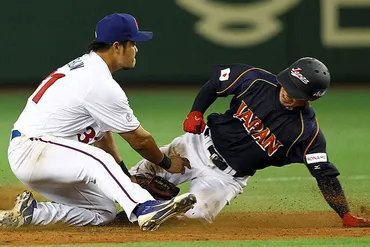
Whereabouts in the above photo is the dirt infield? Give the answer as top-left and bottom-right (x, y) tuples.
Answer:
(1, 187), (370, 245)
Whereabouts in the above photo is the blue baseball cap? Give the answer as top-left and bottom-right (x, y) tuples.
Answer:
(95, 13), (153, 43)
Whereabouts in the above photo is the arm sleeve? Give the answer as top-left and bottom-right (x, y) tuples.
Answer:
(303, 130), (350, 218)
(190, 64), (254, 113)
(190, 80), (218, 113)
(303, 130), (339, 177)
(83, 78), (140, 133)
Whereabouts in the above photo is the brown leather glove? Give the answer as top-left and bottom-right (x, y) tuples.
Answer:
(134, 175), (180, 200)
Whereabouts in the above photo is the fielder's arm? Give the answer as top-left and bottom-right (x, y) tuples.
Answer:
(94, 132), (134, 179)
(94, 132), (122, 163)
(119, 125), (190, 174)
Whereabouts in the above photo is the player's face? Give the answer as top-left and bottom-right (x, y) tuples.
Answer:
(117, 41), (138, 70)
(279, 87), (306, 108)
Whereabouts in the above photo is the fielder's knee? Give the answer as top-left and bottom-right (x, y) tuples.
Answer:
(93, 207), (117, 225)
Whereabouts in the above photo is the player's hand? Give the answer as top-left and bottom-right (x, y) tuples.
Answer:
(343, 212), (370, 227)
(166, 154), (191, 174)
(183, 111), (206, 134)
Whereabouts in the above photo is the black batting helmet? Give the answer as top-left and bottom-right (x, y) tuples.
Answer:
(277, 57), (330, 100)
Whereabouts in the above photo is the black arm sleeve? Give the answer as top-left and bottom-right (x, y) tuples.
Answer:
(315, 175), (350, 218)
(302, 129), (350, 218)
(190, 80), (218, 113)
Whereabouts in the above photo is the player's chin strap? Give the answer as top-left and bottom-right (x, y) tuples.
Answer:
(203, 128), (242, 177)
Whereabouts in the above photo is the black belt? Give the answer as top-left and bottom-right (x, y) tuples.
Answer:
(204, 128), (242, 177)
(10, 130), (22, 140)
(208, 145), (229, 170)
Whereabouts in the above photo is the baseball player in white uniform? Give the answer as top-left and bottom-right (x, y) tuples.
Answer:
(1, 13), (196, 231)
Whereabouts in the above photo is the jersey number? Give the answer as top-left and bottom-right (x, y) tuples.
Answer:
(77, 127), (96, 144)
(32, 72), (65, 103)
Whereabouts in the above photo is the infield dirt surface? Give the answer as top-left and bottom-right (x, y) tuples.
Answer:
(1, 187), (370, 245)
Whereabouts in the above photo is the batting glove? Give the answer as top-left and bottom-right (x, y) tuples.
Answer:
(183, 111), (206, 134)
(342, 212), (370, 227)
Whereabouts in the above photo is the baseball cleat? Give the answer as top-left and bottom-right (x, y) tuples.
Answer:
(0, 190), (37, 228)
(342, 212), (370, 227)
(136, 193), (196, 231)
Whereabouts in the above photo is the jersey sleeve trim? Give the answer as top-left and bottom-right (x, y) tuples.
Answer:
(303, 117), (320, 164)
(216, 67), (273, 95)
(237, 78), (277, 98)
(286, 110), (304, 157)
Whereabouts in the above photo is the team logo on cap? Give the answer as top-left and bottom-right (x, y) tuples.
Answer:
(312, 89), (327, 98)
(291, 68), (309, 84)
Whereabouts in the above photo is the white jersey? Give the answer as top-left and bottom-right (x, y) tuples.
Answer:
(9, 52), (154, 227)
(13, 52), (140, 144)
(7, 14), (191, 229)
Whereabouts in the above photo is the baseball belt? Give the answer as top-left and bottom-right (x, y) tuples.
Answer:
(203, 128), (242, 177)
(10, 130), (22, 141)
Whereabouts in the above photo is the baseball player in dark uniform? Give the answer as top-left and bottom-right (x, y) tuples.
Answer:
(130, 57), (370, 227)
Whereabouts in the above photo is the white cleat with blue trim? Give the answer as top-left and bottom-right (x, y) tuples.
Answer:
(136, 193), (196, 231)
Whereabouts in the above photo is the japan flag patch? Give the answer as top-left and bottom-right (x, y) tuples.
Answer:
(219, 68), (231, 81)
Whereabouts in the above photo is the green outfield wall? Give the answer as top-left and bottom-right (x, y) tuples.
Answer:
(1, 0), (369, 86)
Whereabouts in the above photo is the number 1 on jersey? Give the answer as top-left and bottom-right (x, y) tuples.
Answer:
(32, 72), (65, 103)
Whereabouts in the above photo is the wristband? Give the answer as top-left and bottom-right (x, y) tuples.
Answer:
(157, 154), (171, 170)
(118, 160), (131, 178)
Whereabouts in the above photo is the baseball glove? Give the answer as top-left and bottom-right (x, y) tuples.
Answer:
(133, 175), (180, 200)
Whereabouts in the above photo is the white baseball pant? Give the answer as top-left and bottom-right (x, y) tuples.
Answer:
(8, 134), (154, 226)
(130, 132), (249, 222)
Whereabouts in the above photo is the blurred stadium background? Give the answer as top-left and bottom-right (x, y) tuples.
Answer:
(0, 0), (369, 87)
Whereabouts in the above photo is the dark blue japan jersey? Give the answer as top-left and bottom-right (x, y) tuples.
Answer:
(207, 64), (334, 177)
